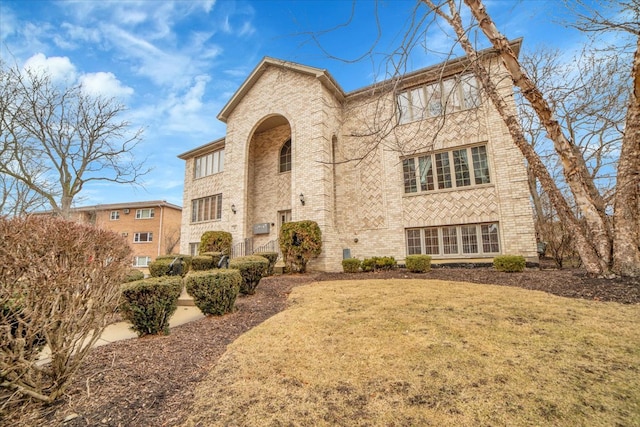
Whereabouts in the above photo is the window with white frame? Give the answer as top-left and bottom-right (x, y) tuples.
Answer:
(189, 242), (200, 256)
(402, 145), (490, 194)
(110, 210), (120, 220)
(406, 223), (500, 256)
(194, 148), (224, 179)
(397, 74), (480, 124)
(135, 208), (154, 219)
(133, 232), (153, 243)
(133, 256), (152, 267)
(191, 194), (222, 223)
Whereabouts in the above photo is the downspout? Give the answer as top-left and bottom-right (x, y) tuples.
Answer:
(158, 204), (164, 256)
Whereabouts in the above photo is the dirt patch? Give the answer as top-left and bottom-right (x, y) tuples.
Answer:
(3, 266), (639, 426)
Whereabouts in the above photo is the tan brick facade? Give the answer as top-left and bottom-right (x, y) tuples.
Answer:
(68, 201), (182, 274)
(180, 48), (537, 271)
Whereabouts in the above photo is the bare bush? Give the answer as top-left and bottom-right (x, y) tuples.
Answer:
(0, 215), (132, 405)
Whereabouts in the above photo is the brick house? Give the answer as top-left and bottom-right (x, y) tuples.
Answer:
(179, 40), (537, 272)
(66, 201), (182, 273)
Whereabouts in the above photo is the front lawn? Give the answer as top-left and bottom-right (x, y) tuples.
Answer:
(186, 279), (640, 426)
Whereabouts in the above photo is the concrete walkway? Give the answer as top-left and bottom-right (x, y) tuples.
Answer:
(37, 295), (204, 364)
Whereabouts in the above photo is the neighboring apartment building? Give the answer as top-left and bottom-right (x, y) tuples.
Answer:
(67, 201), (182, 273)
(179, 40), (537, 272)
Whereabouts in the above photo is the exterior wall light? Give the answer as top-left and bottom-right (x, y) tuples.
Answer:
(299, 193), (305, 205)
(231, 204), (237, 214)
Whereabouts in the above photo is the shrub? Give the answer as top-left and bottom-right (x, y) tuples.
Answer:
(201, 251), (225, 268)
(362, 256), (397, 272)
(405, 255), (432, 273)
(200, 231), (233, 255)
(342, 258), (361, 273)
(361, 257), (376, 272)
(229, 255), (269, 295)
(125, 269), (145, 282)
(494, 255), (526, 273)
(191, 255), (216, 271)
(279, 221), (322, 273)
(185, 270), (241, 315)
(256, 251), (279, 276)
(120, 277), (183, 337)
(0, 216), (131, 403)
(375, 256), (397, 271)
(156, 254), (193, 273)
(149, 259), (172, 277)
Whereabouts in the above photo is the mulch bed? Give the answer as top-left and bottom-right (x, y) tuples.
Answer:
(4, 266), (639, 426)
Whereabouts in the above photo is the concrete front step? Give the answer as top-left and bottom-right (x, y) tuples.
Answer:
(178, 288), (195, 306)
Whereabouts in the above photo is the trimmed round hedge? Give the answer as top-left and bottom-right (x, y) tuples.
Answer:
(185, 270), (241, 315)
(229, 255), (269, 295)
(120, 277), (183, 336)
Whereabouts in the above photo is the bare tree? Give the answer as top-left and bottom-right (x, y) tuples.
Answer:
(164, 226), (181, 254)
(407, 0), (639, 277)
(0, 61), (148, 219)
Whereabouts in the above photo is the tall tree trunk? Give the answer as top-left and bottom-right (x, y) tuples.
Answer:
(460, 0), (614, 275)
(423, 0), (608, 275)
(612, 38), (640, 277)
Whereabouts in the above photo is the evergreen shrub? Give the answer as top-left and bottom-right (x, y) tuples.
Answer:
(342, 258), (361, 273)
(405, 255), (432, 273)
(191, 255), (216, 271)
(493, 255), (526, 272)
(229, 255), (269, 294)
(120, 277), (183, 336)
(200, 231), (233, 255)
(256, 251), (278, 276)
(185, 270), (241, 315)
(279, 220), (322, 273)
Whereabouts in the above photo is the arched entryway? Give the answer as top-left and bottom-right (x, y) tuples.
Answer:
(246, 114), (292, 251)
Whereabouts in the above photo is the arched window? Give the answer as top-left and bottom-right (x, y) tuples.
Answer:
(279, 138), (291, 173)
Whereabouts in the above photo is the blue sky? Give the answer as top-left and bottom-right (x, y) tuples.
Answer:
(0, 0), (595, 208)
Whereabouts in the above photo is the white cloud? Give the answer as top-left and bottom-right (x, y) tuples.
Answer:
(80, 72), (134, 98)
(23, 53), (77, 83)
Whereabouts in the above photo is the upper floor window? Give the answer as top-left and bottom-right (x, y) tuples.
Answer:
(402, 145), (490, 194)
(194, 149), (224, 179)
(397, 74), (480, 124)
(191, 194), (222, 223)
(110, 211), (119, 220)
(279, 139), (291, 173)
(134, 232), (153, 243)
(136, 208), (154, 219)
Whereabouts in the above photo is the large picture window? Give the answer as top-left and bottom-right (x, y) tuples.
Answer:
(403, 145), (490, 194)
(397, 74), (480, 124)
(406, 223), (500, 257)
(191, 194), (222, 223)
(194, 149), (224, 179)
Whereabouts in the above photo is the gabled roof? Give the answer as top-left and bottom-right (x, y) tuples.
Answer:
(217, 57), (346, 123)
(177, 137), (225, 160)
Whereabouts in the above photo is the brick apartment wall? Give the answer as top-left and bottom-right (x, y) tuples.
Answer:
(181, 57), (537, 271)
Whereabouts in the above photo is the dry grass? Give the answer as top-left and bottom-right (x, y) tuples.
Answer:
(185, 279), (640, 426)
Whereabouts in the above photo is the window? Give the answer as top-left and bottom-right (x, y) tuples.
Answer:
(191, 194), (222, 223)
(406, 223), (500, 257)
(397, 74), (480, 124)
(133, 256), (151, 267)
(110, 211), (119, 220)
(194, 148), (224, 179)
(403, 145), (490, 194)
(279, 139), (291, 173)
(134, 232), (153, 243)
(189, 243), (200, 256)
(136, 208), (154, 219)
